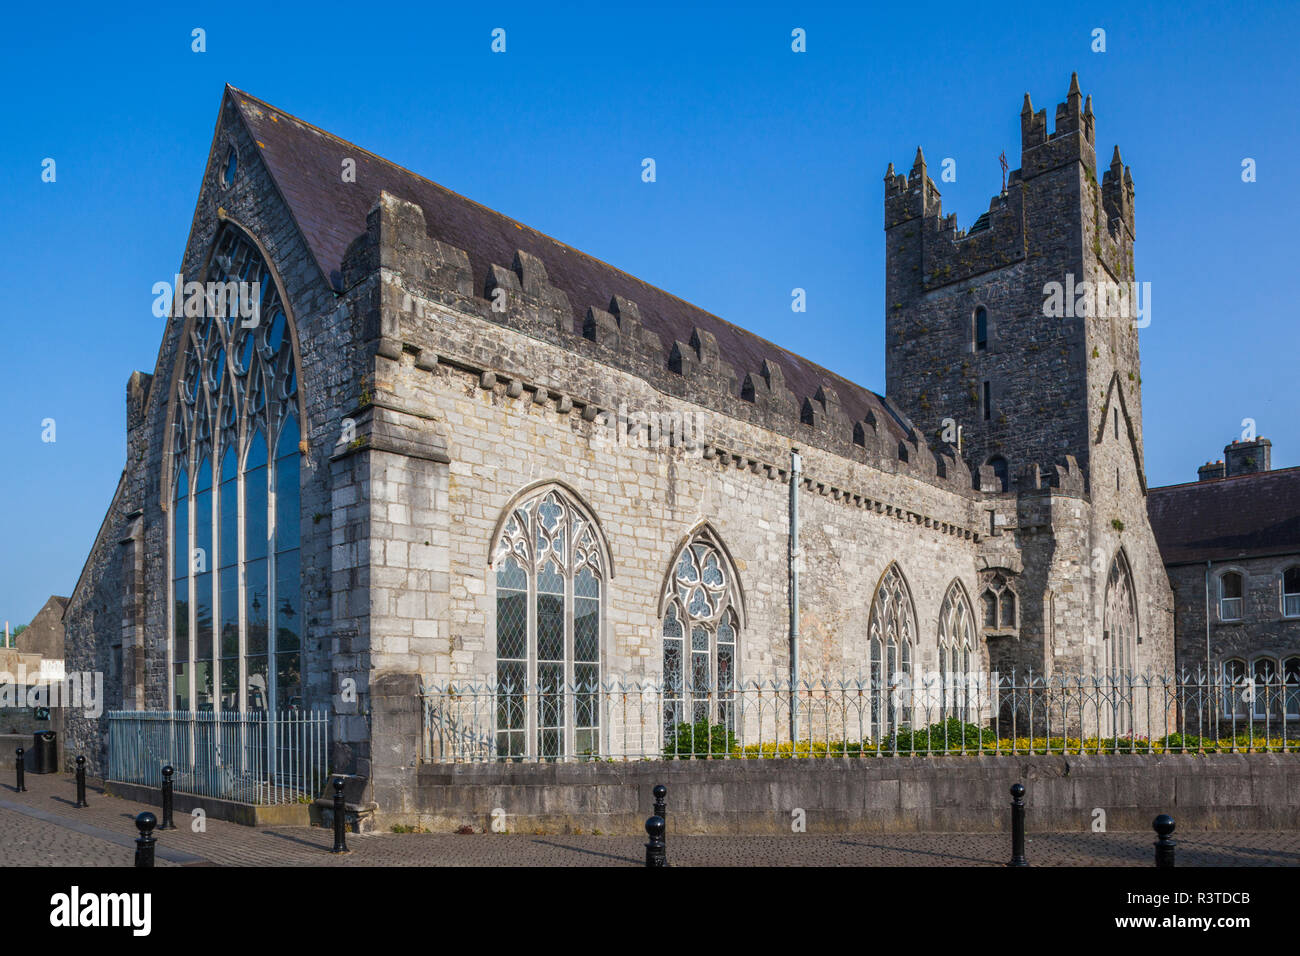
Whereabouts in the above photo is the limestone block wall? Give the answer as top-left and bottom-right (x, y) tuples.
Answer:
(367, 264), (989, 694)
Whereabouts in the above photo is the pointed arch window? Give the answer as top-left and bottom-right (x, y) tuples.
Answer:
(869, 564), (916, 736)
(1103, 551), (1138, 675)
(937, 581), (975, 721)
(491, 487), (605, 760)
(661, 529), (742, 742)
(169, 225), (302, 714)
(980, 573), (1017, 633)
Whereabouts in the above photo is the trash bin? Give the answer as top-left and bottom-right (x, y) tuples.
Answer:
(32, 731), (57, 774)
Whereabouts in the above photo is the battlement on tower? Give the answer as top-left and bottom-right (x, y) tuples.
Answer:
(885, 74), (1134, 295)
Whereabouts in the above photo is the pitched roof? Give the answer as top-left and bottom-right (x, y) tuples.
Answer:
(228, 87), (908, 440)
(1147, 467), (1300, 565)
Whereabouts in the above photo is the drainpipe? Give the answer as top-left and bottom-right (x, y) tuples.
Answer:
(1205, 560), (1212, 678)
(790, 448), (802, 744)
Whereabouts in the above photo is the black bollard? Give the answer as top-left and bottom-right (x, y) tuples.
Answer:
(158, 765), (176, 830)
(15, 748), (26, 792)
(1006, 782), (1028, 867)
(644, 815), (667, 867)
(74, 755), (88, 808)
(134, 811), (157, 867)
(653, 784), (667, 825)
(330, 776), (349, 853)
(1153, 814), (1176, 868)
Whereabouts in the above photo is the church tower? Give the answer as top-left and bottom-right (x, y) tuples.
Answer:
(883, 75), (1169, 680)
(884, 72), (1141, 499)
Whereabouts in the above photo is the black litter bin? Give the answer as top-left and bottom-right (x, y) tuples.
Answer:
(32, 731), (57, 774)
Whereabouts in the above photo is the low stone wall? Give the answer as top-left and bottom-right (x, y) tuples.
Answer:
(379, 754), (1300, 834)
(104, 779), (312, 827)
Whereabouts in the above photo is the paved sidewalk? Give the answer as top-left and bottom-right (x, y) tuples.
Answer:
(2, 773), (1298, 867)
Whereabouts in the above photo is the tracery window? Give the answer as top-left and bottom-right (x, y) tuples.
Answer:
(170, 226), (301, 714)
(870, 564), (916, 735)
(937, 581), (975, 721)
(980, 573), (1017, 632)
(492, 487), (604, 760)
(1103, 551), (1138, 674)
(661, 529), (742, 742)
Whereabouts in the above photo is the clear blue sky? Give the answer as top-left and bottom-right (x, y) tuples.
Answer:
(2, 1), (1297, 626)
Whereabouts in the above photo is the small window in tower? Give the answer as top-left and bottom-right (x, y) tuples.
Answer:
(974, 307), (988, 351)
(982, 381), (991, 421)
(223, 147), (238, 187)
(1113, 407), (1119, 440)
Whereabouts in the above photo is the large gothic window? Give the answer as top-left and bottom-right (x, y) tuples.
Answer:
(1103, 551), (1138, 674)
(869, 563), (916, 735)
(170, 226), (302, 714)
(491, 487), (605, 760)
(937, 581), (975, 721)
(661, 528), (742, 741)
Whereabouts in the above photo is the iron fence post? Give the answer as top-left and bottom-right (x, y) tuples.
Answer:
(15, 748), (25, 792)
(134, 811), (156, 867)
(1153, 814), (1176, 868)
(653, 784), (666, 824)
(159, 765), (176, 830)
(74, 755), (88, 808)
(644, 815), (667, 867)
(331, 776), (349, 853)
(1007, 782), (1028, 867)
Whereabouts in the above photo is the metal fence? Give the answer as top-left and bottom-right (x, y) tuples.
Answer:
(106, 710), (330, 805)
(419, 670), (1300, 762)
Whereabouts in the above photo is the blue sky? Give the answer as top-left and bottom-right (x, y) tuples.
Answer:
(1, 1), (1297, 626)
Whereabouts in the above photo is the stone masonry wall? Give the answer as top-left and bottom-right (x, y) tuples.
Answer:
(1168, 558), (1300, 674)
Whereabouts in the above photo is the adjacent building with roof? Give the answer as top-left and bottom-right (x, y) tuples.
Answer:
(1148, 437), (1300, 719)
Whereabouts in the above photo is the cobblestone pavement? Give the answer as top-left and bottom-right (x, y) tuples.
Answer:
(2, 774), (1298, 867)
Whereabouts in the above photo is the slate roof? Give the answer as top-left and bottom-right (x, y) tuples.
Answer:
(228, 87), (909, 441)
(1147, 467), (1300, 565)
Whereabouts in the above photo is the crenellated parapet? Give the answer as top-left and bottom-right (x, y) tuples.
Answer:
(669, 327), (739, 397)
(345, 191), (1005, 499)
(1021, 73), (1097, 181)
(1101, 145), (1136, 242)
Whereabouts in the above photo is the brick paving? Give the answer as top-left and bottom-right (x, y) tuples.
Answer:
(2, 773), (1298, 867)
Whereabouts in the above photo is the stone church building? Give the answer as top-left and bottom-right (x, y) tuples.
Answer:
(64, 75), (1174, 785)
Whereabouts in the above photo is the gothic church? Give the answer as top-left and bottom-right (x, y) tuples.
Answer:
(63, 75), (1173, 782)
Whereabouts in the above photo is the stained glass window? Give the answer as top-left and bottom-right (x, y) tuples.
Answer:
(937, 581), (975, 721)
(1103, 552), (1138, 675)
(661, 529), (741, 742)
(169, 225), (301, 714)
(869, 564), (915, 736)
(491, 488), (604, 760)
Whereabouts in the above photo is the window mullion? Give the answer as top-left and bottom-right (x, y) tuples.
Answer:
(565, 567), (575, 760)
(526, 559), (537, 761)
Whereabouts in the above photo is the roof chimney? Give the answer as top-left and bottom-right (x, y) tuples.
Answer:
(1223, 437), (1271, 477)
